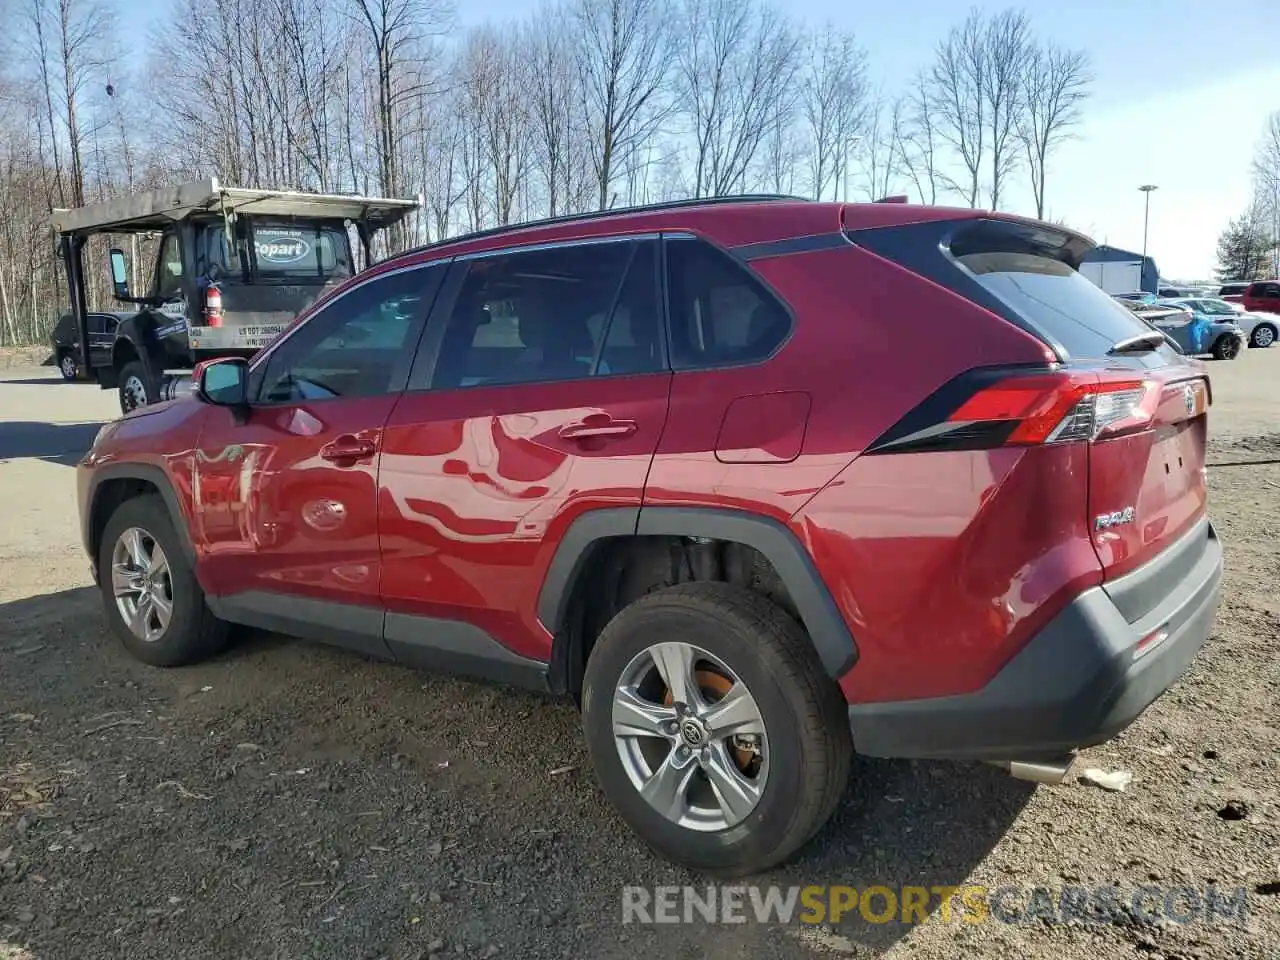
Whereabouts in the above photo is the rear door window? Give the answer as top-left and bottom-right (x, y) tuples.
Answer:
(664, 236), (791, 369)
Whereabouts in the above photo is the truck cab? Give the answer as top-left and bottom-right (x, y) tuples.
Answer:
(52, 179), (417, 413)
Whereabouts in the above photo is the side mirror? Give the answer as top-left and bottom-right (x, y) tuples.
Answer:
(109, 248), (130, 299)
(195, 357), (249, 407)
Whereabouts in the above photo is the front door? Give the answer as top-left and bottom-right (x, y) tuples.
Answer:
(190, 263), (444, 656)
(378, 237), (671, 667)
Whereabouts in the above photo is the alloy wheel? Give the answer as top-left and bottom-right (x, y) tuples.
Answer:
(110, 527), (174, 643)
(612, 641), (769, 832)
(1255, 326), (1276, 348)
(60, 355), (77, 379)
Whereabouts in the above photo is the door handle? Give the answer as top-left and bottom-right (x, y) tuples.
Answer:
(321, 436), (377, 463)
(558, 418), (638, 441)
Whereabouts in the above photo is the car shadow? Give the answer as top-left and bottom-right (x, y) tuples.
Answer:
(0, 420), (106, 466)
(760, 755), (1034, 951)
(0, 584), (1033, 958)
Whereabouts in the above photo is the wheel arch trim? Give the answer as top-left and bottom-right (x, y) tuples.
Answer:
(538, 505), (858, 680)
(86, 463), (197, 572)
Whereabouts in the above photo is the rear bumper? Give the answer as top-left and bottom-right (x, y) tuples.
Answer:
(847, 520), (1223, 761)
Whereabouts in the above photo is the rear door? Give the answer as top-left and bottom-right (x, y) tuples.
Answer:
(377, 237), (670, 666)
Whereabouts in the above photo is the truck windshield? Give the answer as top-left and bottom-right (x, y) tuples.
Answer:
(249, 221), (353, 281)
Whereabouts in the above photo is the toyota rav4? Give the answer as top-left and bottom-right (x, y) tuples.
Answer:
(77, 196), (1224, 877)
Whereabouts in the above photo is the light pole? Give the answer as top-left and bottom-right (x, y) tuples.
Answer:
(1139, 184), (1158, 293)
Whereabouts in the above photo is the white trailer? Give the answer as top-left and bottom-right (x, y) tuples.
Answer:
(1078, 259), (1144, 295)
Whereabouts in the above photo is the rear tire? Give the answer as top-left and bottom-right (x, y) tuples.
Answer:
(1211, 335), (1241, 360)
(118, 360), (155, 413)
(58, 351), (79, 381)
(1250, 324), (1276, 348)
(98, 495), (230, 667)
(582, 582), (852, 877)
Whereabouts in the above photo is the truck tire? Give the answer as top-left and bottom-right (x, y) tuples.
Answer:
(118, 360), (156, 413)
(581, 582), (852, 877)
(97, 494), (230, 667)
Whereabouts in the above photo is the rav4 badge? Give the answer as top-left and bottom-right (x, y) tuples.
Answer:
(1095, 506), (1136, 530)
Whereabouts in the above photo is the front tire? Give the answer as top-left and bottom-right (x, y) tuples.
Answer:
(1250, 324), (1277, 348)
(98, 495), (230, 667)
(582, 583), (852, 877)
(1211, 335), (1241, 360)
(118, 360), (155, 413)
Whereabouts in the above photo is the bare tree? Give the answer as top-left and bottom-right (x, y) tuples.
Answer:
(929, 9), (984, 206)
(348, 0), (452, 247)
(860, 93), (905, 201)
(526, 6), (584, 217)
(573, 0), (672, 209)
(980, 8), (1031, 210)
(896, 69), (941, 204)
(1017, 41), (1089, 219)
(801, 27), (869, 201)
(674, 0), (801, 197)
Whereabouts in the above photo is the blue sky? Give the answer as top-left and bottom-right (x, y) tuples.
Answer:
(126, 0), (1280, 280)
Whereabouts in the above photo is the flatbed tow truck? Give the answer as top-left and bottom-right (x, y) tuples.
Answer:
(52, 179), (418, 413)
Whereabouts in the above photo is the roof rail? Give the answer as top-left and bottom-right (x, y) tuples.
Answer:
(404, 193), (809, 257)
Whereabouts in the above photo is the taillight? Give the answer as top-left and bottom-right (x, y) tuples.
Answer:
(867, 369), (1162, 454)
(205, 285), (224, 327)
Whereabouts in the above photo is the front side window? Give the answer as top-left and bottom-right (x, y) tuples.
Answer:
(249, 221), (353, 282)
(429, 239), (662, 389)
(664, 236), (791, 369)
(257, 268), (437, 402)
(155, 233), (184, 299)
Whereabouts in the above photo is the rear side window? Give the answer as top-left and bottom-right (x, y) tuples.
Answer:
(853, 218), (1163, 361)
(665, 236), (791, 369)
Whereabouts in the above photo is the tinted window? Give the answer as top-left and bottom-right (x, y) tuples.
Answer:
(249, 221), (353, 282)
(1257, 283), (1280, 298)
(155, 233), (183, 299)
(665, 237), (790, 369)
(257, 268), (435, 402)
(429, 239), (662, 389)
(1219, 284), (1245, 295)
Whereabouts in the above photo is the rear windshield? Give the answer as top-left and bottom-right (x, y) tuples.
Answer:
(957, 251), (1157, 358)
(250, 221), (352, 281)
(946, 221), (1158, 359)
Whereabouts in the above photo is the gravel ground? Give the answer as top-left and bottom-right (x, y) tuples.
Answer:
(0, 353), (1277, 960)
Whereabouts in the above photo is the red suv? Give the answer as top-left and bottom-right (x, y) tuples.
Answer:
(78, 197), (1223, 876)
(1239, 279), (1280, 313)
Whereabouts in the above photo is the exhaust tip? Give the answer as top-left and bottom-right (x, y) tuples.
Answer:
(987, 755), (1077, 786)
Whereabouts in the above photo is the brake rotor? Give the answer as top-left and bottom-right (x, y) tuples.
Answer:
(663, 668), (754, 770)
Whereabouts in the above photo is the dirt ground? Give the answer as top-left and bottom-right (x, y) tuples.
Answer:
(0, 352), (1277, 960)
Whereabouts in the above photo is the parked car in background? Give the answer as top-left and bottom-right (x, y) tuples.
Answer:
(1239, 280), (1280, 315)
(1163, 297), (1278, 349)
(1218, 282), (1248, 303)
(1122, 299), (1243, 359)
(49, 311), (129, 381)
